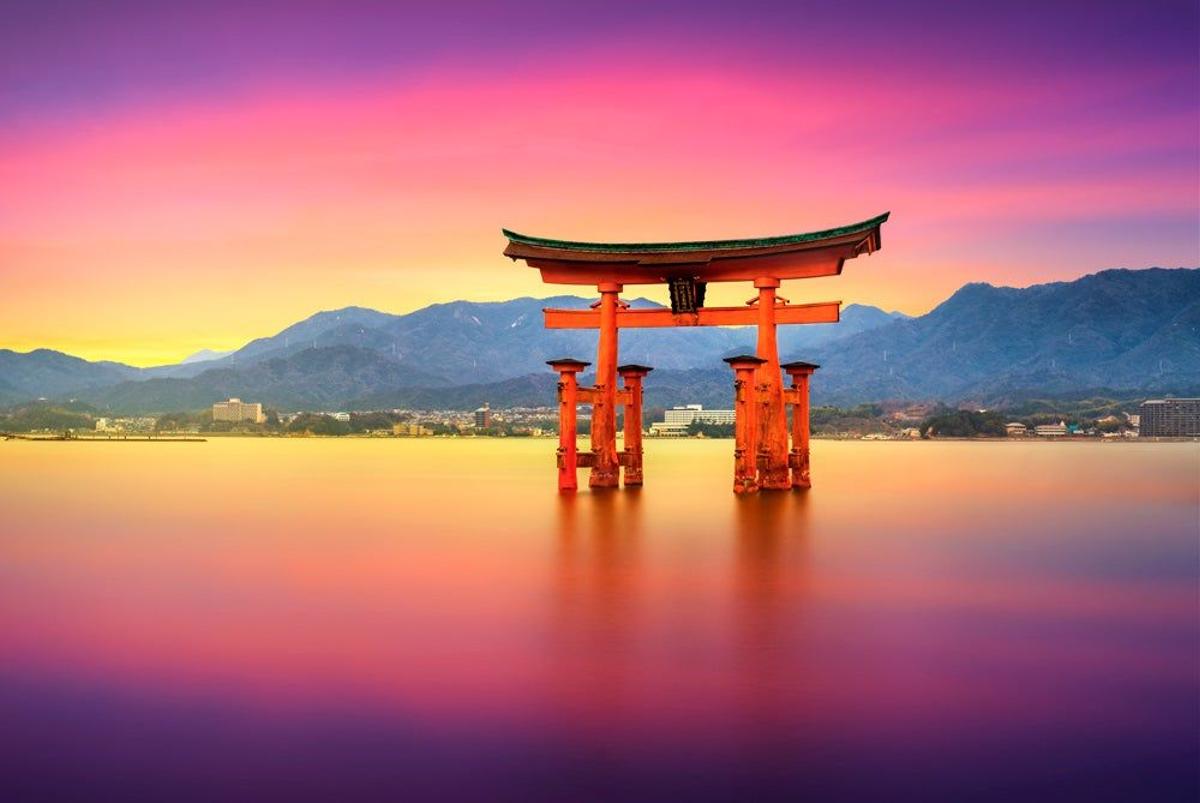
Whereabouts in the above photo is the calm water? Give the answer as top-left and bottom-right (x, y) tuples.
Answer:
(1, 439), (1197, 802)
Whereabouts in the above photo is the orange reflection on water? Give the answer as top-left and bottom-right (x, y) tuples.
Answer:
(0, 438), (1196, 798)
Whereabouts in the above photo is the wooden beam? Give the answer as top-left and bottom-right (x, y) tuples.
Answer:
(544, 301), (840, 330)
(576, 387), (631, 405)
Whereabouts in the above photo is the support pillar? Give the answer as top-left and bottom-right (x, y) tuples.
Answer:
(754, 277), (790, 490)
(618, 364), (652, 486)
(590, 281), (622, 488)
(782, 361), (819, 489)
(547, 358), (590, 492)
(725, 355), (767, 494)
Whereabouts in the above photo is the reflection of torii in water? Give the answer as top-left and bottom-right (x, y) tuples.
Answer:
(502, 213), (889, 493)
(730, 491), (815, 774)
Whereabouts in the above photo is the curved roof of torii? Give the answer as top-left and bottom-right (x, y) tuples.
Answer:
(502, 212), (889, 285)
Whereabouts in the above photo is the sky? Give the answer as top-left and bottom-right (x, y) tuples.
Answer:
(1, 0), (1197, 366)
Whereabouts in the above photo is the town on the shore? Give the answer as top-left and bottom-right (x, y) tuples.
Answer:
(4, 396), (1199, 441)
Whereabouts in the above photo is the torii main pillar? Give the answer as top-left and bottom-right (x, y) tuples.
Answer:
(754, 277), (791, 490)
(590, 281), (622, 488)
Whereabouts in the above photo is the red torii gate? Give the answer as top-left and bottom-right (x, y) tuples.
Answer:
(502, 212), (888, 493)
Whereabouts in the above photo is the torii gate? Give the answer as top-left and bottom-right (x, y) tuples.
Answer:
(502, 212), (888, 493)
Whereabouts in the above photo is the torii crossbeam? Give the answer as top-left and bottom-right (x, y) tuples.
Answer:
(503, 212), (889, 493)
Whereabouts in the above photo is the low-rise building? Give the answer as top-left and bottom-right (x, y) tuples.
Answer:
(1005, 422), (1027, 437)
(393, 422), (433, 437)
(1034, 421), (1067, 437)
(212, 398), (265, 424)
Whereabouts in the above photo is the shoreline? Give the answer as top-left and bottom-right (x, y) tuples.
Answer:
(4, 434), (1195, 444)
(3, 435), (206, 442)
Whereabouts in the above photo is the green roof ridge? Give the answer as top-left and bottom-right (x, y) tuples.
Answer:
(503, 212), (889, 253)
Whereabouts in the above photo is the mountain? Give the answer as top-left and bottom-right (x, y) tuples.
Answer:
(220, 306), (401, 365)
(80, 346), (452, 414)
(171, 297), (905, 382)
(0, 349), (141, 401)
(3, 268), (1196, 413)
(341, 268), (1200, 410)
(67, 299), (906, 412)
(347, 368), (735, 412)
(804, 268), (1200, 405)
(180, 349), (233, 364)
(205, 296), (718, 378)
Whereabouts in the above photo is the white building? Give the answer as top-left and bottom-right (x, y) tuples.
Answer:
(663, 404), (735, 426)
(1034, 421), (1067, 437)
(650, 404), (736, 436)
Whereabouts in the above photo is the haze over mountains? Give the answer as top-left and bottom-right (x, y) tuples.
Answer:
(179, 349), (233, 364)
(2, 268), (1196, 412)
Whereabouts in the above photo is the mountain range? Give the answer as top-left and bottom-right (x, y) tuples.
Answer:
(1, 268), (1196, 413)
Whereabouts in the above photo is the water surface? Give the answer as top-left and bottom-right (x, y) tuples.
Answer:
(1, 439), (1197, 801)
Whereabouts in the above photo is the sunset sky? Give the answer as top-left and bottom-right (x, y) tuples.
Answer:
(2, 0), (1197, 366)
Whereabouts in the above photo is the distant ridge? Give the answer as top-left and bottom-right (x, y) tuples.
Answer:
(804, 267), (1200, 405)
(1, 268), (1196, 413)
(179, 349), (233, 364)
(0, 348), (141, 404)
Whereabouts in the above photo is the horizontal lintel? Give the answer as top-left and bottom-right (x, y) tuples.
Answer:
(574, 387), (631, 405)
(544, 302), (841, 330)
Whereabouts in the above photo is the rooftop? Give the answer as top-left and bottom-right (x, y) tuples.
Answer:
(503, 212), (889, 255)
